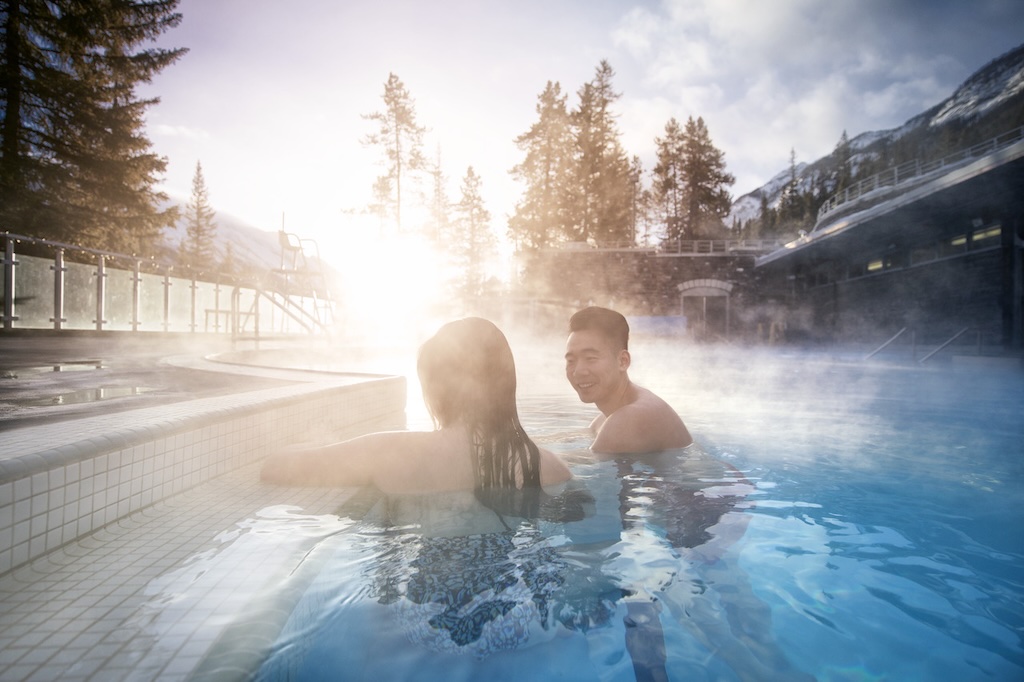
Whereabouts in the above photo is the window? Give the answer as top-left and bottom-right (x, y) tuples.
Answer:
(939, 234), (967, 257)
(972, 226), (1001, 243)
(910, 246), (937, 265)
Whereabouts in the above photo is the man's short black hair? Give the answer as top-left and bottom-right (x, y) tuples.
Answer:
(568, 306), (629, 350)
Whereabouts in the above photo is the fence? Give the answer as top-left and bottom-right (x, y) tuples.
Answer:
(2, 232), (329, 338)
(558, 239), (780, 255)
(816, 125), (1024, 226)
(657, 239), (780, 255)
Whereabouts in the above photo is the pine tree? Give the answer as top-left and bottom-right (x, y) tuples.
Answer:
(779, 148), (802, 225)
(627, 155), (645, 246)
(425, 144), (450, 244)
(570, 61), (632, 243)
(221, 241), (237, 279)
(369, 176), (392, 233)
(833, 130), (852, 193)
(652, 117), (687, 242)
(0, 0), (186, 251)
(508, 80), (575, 250)
(361, 73), (426, 234)
(451, 167), (495, 303)
(680, 116), (734, 238)
(758, 192), (776, 236)
(180, 161), (217, 273)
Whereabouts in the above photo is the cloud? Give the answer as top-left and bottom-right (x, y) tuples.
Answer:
(151, 124), (209, 140)
(603, 0), (1024, 193)
(611, 7), (662, 58)
(142, 0), (1024, 244)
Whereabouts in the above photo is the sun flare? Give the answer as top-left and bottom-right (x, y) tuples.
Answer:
(321, 213), (459, 348)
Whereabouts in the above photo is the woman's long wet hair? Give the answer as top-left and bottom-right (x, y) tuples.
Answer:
(417, 318), (542, 514)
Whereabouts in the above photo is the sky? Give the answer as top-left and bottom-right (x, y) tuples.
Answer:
(140, 0), (1024, 264)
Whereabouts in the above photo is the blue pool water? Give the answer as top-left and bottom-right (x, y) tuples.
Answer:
(242, 346), (1024, 680)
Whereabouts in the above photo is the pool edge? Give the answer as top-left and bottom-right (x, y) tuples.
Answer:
(0, 359), (407, 578)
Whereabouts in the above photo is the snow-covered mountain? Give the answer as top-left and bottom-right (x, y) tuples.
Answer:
(165, 208), (282, 272)
(165, 205), (341, 291)
(727, 41), (1024, 227)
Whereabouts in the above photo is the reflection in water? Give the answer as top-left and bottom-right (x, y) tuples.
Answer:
(20, 385), (155, 406)
(607, 450), (814, 681)
(136, 348), (1022, 680)
(252, 445), (811, 680)
(130, 506), (352, 678)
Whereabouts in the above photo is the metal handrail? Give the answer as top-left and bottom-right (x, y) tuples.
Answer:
(2, 231), (331, 336)
(816, 124), (1024, 226)
(561, 238), (780, 253)
(918, 327), (976, 364)
(864, 327), (909, 360)
(863, 326), (988, 363)
(255, 288), (318, 334)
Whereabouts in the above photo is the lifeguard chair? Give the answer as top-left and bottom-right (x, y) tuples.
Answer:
(271, 229), (335, 334)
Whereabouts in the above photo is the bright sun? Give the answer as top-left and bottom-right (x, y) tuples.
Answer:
(319, 212), (458, 349)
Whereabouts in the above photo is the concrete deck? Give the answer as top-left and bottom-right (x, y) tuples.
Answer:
(0, 332), (409, 680)
(0, 334), (292, 430)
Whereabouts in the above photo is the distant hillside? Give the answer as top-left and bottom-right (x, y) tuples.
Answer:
(728, 42), (1024, 228)
(164, 205), (339, 290)
(165, 208), (282, 272)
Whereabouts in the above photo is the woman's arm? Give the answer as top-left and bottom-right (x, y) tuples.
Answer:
(260, 431), (413, 487)
(539, 447), (573, 486)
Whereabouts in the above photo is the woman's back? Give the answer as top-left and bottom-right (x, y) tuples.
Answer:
(262, 423), (569, 494)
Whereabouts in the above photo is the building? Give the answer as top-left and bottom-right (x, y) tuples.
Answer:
(754, 131), (1024, 351)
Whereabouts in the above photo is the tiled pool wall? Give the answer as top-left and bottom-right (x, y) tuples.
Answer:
(0, 375), (407, 578)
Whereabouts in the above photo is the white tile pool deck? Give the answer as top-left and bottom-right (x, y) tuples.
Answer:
(0, 343), (407, 681)
(0, 464), (352, 681)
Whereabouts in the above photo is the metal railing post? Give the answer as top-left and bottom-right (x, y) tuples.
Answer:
(131, 260), (141, 332)
(231, 286), (240, 341)
(51, 248), (66, 330)
(3, 237), (17, 330)
(189, 276), (197, 332)
(162, 268), (171, 332)
(95, 256), (106, 331)
(254, 290), (260, 348)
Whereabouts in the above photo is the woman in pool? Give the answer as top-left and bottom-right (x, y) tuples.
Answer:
(261, 317), (571, 497)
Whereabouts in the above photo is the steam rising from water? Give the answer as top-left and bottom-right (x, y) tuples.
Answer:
(478, 327), (1023, 477)
(276, 302), (1022, 489)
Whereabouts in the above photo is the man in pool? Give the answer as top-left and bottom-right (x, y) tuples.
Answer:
(565, 306), (693, 454)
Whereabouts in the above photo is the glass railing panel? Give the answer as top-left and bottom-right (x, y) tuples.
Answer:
(3, 236), (318, 336)
(103, 263), (135, 331)
(235, 287), (258, 334)
(138, 271), (165, 332)
(12, 254), (55, 329)
(64, 259), (98, 330)
(167, 276), (194, 332)
(194, 281), (224, 333)
(259, 294), (279, 334)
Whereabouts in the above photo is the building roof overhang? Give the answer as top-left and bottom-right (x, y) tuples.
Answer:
(755, 139), (1024, 270)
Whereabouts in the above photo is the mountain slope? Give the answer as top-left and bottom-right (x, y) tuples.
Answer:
(165, 208), (283, 272)
(727, 41), (1024, 227)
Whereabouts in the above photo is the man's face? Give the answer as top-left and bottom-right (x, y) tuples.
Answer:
(565, 329), (628, 406)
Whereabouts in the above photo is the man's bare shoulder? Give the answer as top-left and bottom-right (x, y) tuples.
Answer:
(592, 386), (692, 454)
(631, 385), (680, 413)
